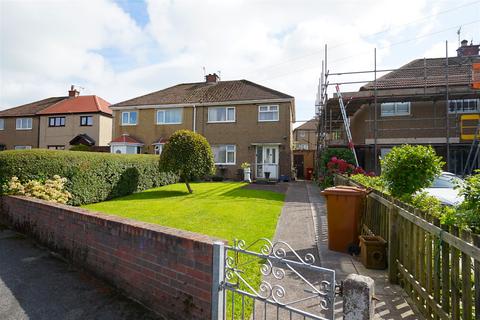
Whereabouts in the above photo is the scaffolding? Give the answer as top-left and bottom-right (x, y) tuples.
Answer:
(315, 41), (480, 177)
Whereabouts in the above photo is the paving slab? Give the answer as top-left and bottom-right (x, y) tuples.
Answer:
(0, 227), (161, 320)
(306, 182), (423, 320)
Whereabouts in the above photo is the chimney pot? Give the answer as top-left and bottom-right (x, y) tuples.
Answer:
(205, 73), (220, 83)
(68, 85), (80, 97)
(461, 39), (468, 47)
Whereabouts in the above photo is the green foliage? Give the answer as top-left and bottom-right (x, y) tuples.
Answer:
(351, 174), (388, 193)
(0, 149), (178, 205)
(319, 148), (355, 172)
(3, 175), (72, 204)
(69, 144), (92, 151)
(456, 171), (480, 233)
(318, 148), (356, 188)
(381, 145), (444, 197)
(159, 130), (215, 193)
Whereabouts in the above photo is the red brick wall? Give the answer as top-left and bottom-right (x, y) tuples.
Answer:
(0, 196), (224, 320)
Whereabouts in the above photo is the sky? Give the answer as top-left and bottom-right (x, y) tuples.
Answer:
(0, 0), (479, 124)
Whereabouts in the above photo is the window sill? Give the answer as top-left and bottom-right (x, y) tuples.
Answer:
(156, 122), (182, 125)
(258, 119), (280, 122)
(207, 121), (236, 124)
(380, 114), (410, 117)
(120, 123), (137, 126)
(16, 128), (32, 130)
(215, 163), (236, 166)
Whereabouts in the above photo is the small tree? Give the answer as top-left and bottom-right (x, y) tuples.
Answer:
(381, 145), (444, 198)
(159, 130), (215, 193)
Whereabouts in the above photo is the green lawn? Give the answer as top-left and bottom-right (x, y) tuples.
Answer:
(82, 182), (285, 318)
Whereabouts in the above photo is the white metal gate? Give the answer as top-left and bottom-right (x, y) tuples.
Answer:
(212, 238), (336, 320)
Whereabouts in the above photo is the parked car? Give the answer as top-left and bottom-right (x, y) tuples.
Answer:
(424, 172), (464, 206)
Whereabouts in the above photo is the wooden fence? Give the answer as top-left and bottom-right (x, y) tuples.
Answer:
(334, 174), (480, 320)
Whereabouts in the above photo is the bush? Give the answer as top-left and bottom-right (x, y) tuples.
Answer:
(381, 145), (444, 197)
(160, 130), (215, 193)
(0, 150), (178, 205)
(319, 148), (355, 173)
(70, 144), (92, 151)
(351, 174), (387, 193)
(456, 171), (480, 233)
(3, 176), (72, 204)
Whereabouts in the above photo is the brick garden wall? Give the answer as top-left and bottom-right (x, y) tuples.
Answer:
(0, 195), (224, 320)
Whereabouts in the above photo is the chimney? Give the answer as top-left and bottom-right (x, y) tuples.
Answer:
(205, 73), (220, 83)
(68, 85), (80, 97)
(457, 39), (479, 57)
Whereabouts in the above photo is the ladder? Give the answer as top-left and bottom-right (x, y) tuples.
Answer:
(463, 119), (480, 176)
(335, 84), (359, 167)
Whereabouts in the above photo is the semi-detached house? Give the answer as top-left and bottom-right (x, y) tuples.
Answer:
(109, 74), (295, 180)
(0, 86), (112, 151)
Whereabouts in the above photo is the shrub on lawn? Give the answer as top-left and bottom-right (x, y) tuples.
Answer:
(381, 145), (444, 198)
(3, 175), (72, 204)
(160, 130), (215, 193)
(0, 150), (178, 205)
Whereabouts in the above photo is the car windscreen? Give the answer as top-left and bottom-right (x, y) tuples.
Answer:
(430, 175), (461, 188)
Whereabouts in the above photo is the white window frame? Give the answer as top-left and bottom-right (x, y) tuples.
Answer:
(380, 102), (411, 117)
(212, 144), (236, 165)
(121, 111), (138, 126)
(258, 105), (279, 122)
(16, 118), (33, 130)
(448, 99), (480, 114)
(208, 107), (236, 123)
(14, 145), (32, 150)
(156, 108), (182, 125)
(299, 130), (306, 138)
(0, 118), (4, 130)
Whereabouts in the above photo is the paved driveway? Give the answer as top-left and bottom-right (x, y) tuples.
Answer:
(0, 227), (161, 320)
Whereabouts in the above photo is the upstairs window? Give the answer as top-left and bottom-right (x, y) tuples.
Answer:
(299, 130), (306, 138)
(0, 119), (4, 130)
(208, 107), (235, 122)
(212, 145), (236, 165)
(258, 105), (279, 122)
(380, 102), (410, 117)
(121, 111), (137, 125)
(449, 99), (480, 113)
(14, 145), (32, 150)
(80, 116), (93, 126)
(157, 108), (182, 124)
(16, 118), (32, 130)
(48, 117), (65, 127)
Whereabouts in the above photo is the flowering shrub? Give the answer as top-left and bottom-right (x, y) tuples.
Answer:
(3, 175), (72, 204)
(319, 156), (373, 188)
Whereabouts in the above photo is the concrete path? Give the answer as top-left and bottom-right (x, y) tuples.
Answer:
(0, 227), (161, 320)
(253, 181), (422, 320)
(307, 182), (423, 320)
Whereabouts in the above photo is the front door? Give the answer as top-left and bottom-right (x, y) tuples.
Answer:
(256, 145), (279, 179)
(294, 154), (304, 179)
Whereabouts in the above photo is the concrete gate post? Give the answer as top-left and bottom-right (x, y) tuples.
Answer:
(343, 274), (375, 320)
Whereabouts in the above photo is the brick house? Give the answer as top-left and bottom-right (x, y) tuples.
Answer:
(109, 74), (295, 180)
(326, 41), (480, 174)
(0, 86), (112, 151)
(293, 118), (317, 179)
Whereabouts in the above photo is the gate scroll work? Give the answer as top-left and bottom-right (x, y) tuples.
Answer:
(212, 238), (337, 320)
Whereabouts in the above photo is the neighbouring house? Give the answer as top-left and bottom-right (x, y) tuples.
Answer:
(0, 86), (112, 151)
(109, 74), (295, 180)
(325, 40), (480, 174)
(293, 118), (317, 179)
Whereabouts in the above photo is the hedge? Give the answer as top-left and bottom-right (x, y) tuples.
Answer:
(0, 150), (178, 205)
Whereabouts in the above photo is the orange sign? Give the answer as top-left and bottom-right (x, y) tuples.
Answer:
(473, 63), (480, 89)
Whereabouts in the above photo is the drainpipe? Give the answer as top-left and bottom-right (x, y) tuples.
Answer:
(193, 104), (196, 132)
